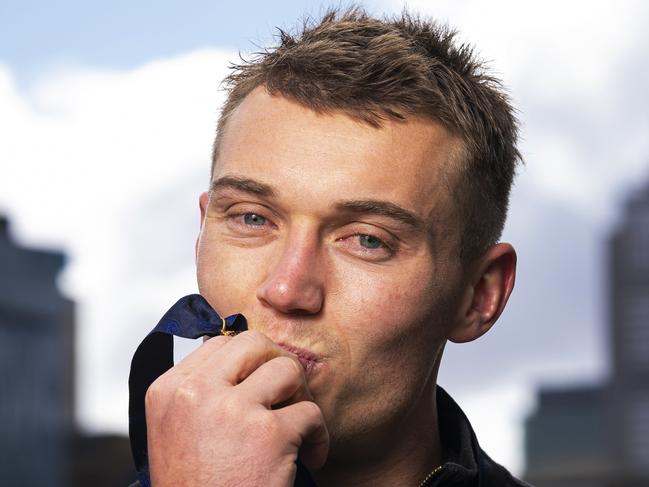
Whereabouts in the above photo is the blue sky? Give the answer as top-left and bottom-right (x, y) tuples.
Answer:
(2, 0), (648, 475)
(1, 1), (381, 84)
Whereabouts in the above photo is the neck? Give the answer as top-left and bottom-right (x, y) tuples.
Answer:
(312, 383), (443, 487)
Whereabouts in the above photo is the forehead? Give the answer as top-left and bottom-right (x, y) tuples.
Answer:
(215, 87), (462, 227)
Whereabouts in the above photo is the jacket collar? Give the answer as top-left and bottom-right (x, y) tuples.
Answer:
(427, 385), (481, 486)
(297, 386), (485, 487)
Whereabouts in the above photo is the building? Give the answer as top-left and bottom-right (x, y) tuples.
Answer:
(0, 215), (137, 485)
(69, 433), (136, 487)
(608, 179), (649, 478)
(524, 385), (612, 486)
(525, 178), (649, 486)
(0, 215), (75, 486)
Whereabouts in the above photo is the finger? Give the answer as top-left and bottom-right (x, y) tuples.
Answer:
(212, 331), (296, 384)
(145, 335), (233, 402)
(274, 401), (329, 470)
(170, 334), (232, 374)
(237, 356), (313, 407)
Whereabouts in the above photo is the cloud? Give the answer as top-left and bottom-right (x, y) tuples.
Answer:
(0, 49), (234, 432)
(378, 0), (649, 218)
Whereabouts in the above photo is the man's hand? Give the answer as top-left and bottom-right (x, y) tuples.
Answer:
(145, 330), (329, 487)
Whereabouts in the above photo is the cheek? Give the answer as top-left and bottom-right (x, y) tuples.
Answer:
(343, 255), (457, 370)
(324, 262), (450, 442)
(196, 232), (266, 317)
(329, 258), (448, 394)
(334, 259), (442, 343)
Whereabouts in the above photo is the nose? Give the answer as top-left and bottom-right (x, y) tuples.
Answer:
(256, 229), (325, 315)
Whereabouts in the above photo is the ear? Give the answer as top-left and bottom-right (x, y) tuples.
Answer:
(196, 192), (209, 262)
(447, 243), (517, 343)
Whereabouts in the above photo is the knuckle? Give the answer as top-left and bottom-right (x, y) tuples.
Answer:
(248, 412), (281, 442)
(236, 330), (268, 348)
(173, 382), (200, 406)
(203, 335), (230, 347)
(219, 391), (244, 418)
(301, 400), (322, 422)
(146, 374), (205, 411)
(145, 376), (167, 407)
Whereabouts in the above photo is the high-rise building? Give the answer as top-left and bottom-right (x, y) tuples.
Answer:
(608, 179), (649, 476)
(524, 385), (611, 487)
(0, 215), (75, 486)
(524, 177), (649, 486)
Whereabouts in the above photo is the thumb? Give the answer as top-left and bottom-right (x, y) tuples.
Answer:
(274, 400), (329, 470)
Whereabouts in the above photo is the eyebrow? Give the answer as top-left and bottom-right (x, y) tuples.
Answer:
(334, 199), (428, 233)
(210, 176), (277, 198)
(210, 175), (428, 233)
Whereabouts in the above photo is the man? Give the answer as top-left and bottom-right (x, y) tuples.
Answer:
(139, 7), (527, 486)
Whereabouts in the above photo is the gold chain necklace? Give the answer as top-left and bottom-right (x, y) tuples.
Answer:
(418, 465), (443, 487)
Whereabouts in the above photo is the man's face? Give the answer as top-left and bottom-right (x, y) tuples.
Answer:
(196, 87), (465, 455)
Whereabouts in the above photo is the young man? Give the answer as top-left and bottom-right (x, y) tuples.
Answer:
(140, 7), (527, 487)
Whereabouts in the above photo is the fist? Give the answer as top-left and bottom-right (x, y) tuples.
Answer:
(145, 330), (329, 486)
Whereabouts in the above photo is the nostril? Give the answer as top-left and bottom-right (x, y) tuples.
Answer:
(285, 307), (317, 316)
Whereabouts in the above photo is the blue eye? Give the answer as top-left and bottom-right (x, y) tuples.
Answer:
(243, 213), (267, 226)
(359, 234), (384, 249)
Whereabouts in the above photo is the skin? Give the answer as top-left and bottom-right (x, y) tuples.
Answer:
(145, 86), (517, 486)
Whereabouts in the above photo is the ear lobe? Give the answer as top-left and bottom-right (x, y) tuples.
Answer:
(447, 243), (517, 343)
(196, 192), (209, 262)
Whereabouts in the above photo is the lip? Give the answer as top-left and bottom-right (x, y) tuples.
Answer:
(276, 342), (323, 377)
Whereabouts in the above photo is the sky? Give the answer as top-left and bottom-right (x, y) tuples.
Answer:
(1, 0), (648, 476)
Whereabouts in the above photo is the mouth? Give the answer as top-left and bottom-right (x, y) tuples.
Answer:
(277, 343), (323, 377)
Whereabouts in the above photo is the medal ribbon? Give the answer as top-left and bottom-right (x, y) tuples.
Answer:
(127, 294), (247, 487)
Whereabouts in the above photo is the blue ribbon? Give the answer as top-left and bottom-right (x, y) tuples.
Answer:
(128, 294), (247, 487)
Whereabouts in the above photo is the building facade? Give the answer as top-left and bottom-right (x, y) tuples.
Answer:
(0, 216), (75, 486)
(608, 180), (649, 477)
